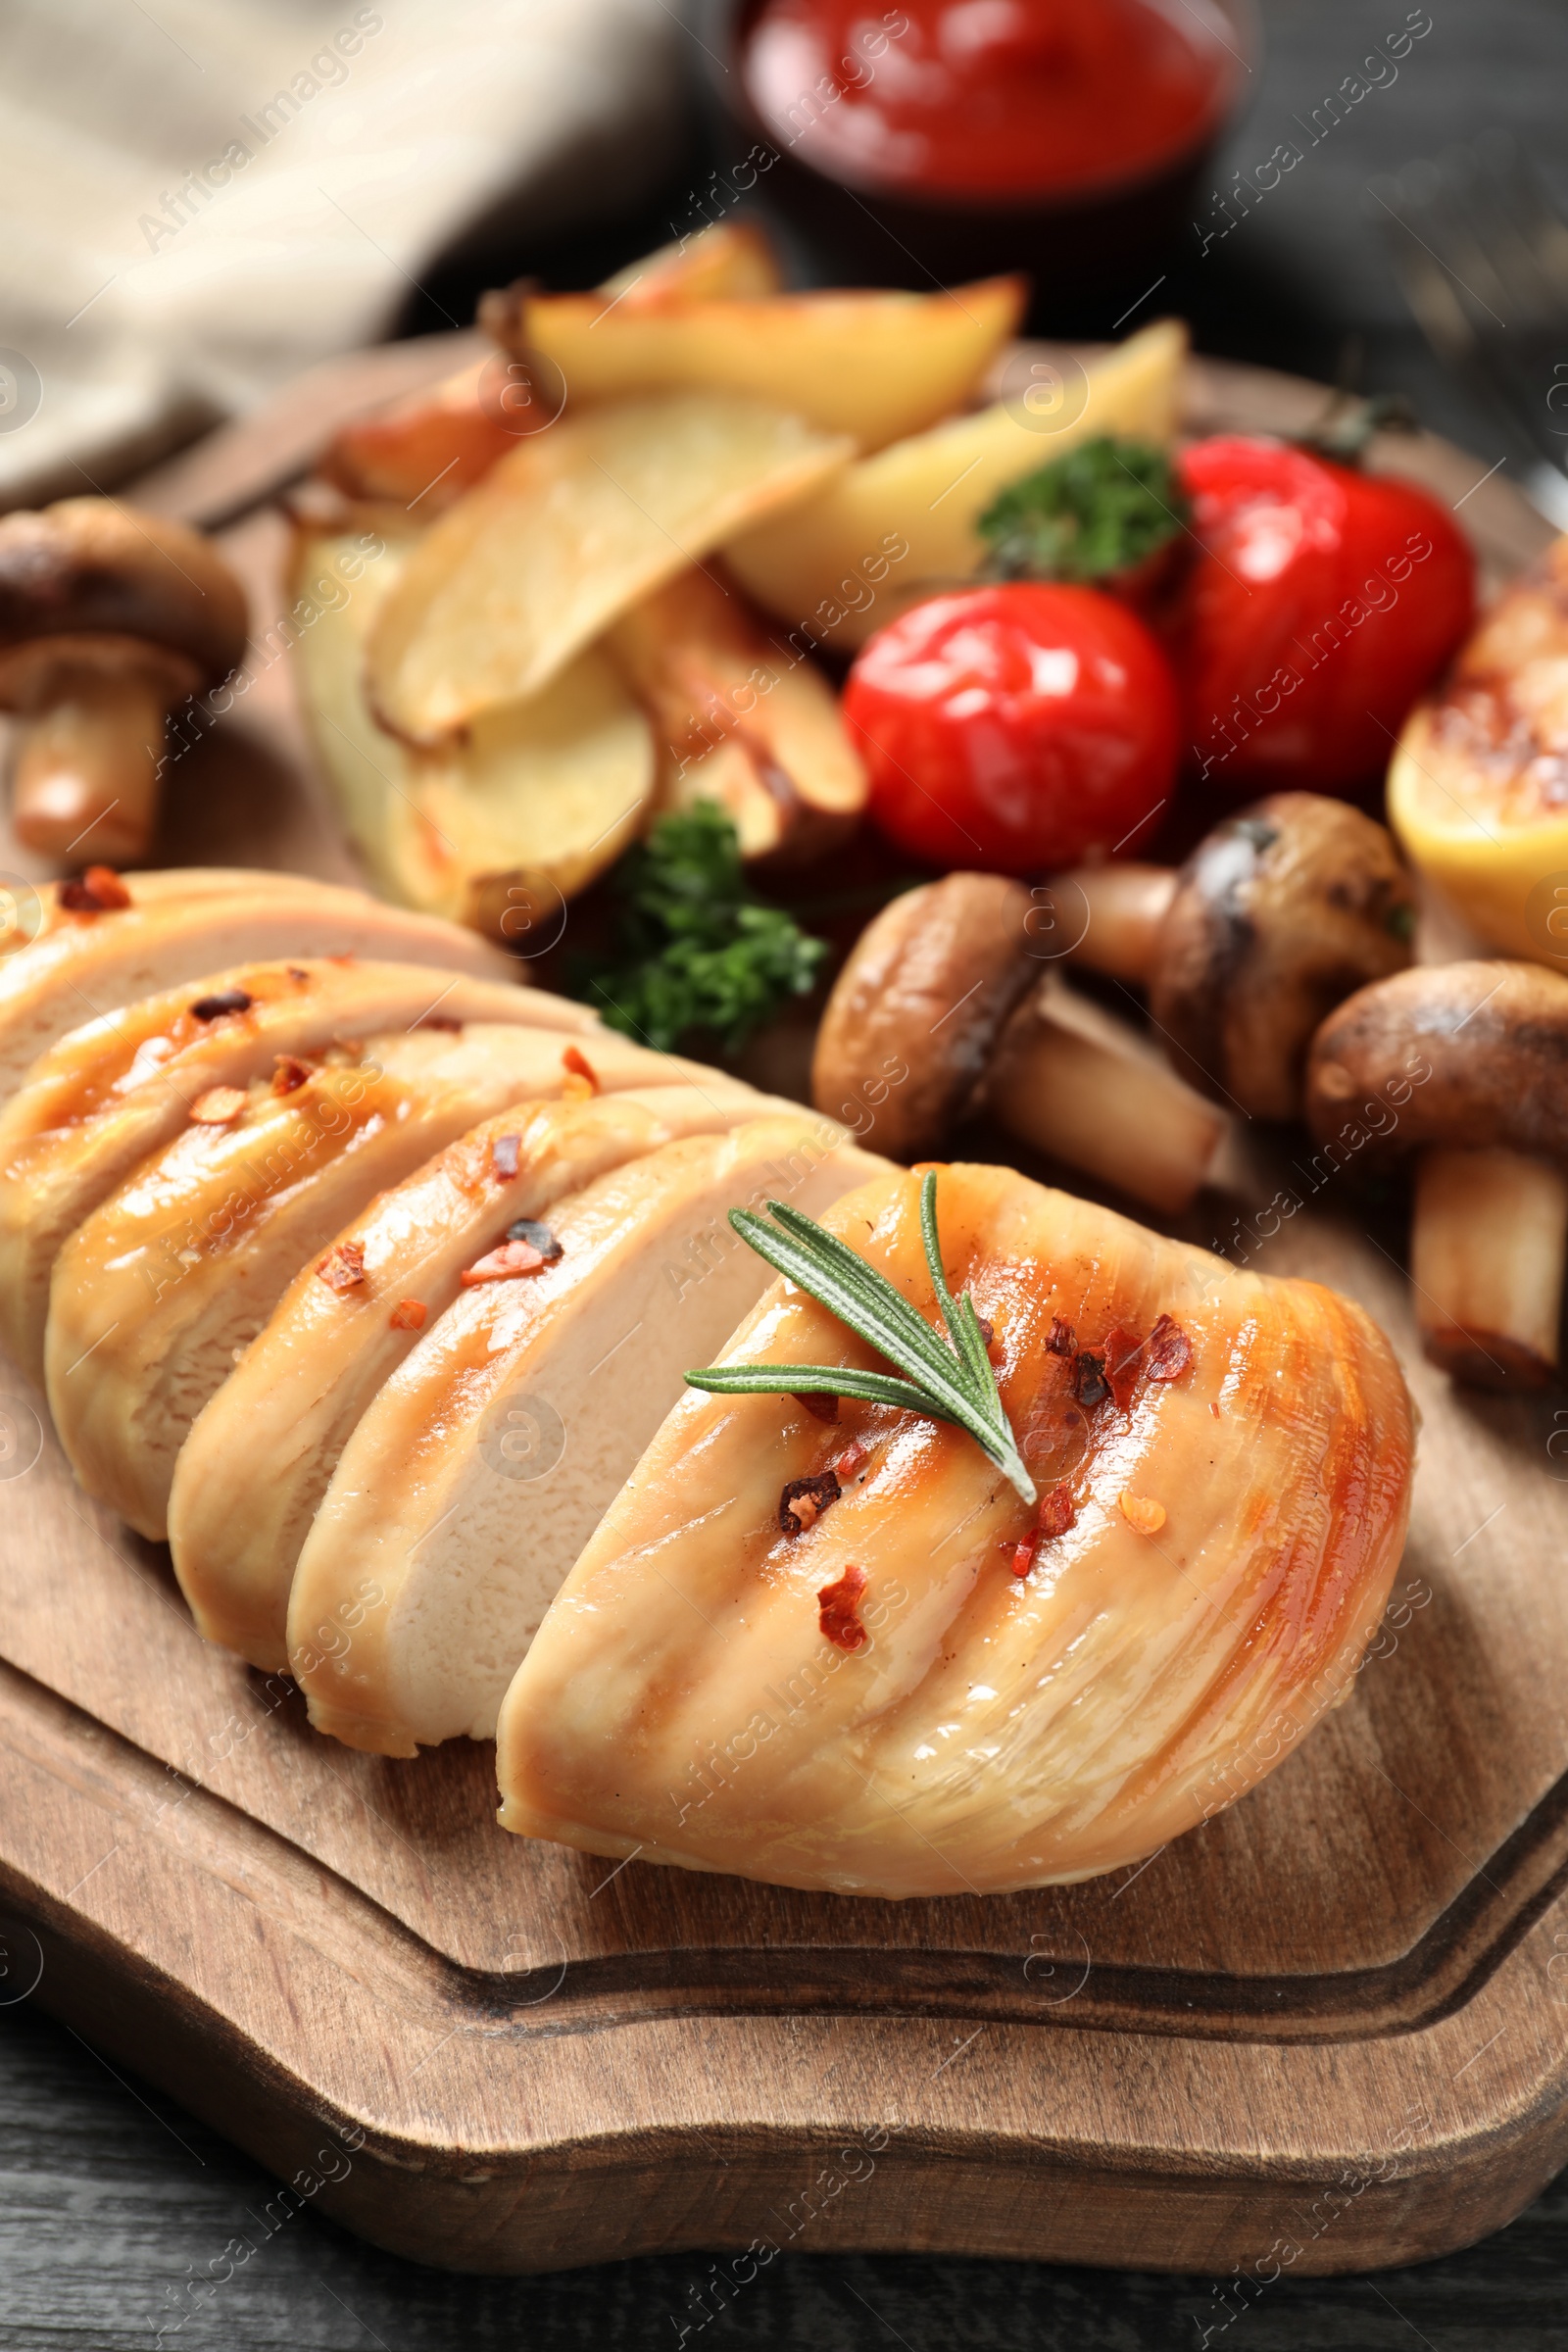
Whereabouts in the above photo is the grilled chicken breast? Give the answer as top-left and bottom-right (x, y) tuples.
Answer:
(0, 958), (587, 1381)
(171, 1078), (770, 1668)
(47, 1027), (696, 1540)
(497, 1162), (1414, 1898)
(289, 1113), (886, 1755)
(0, 871), (514, 1097)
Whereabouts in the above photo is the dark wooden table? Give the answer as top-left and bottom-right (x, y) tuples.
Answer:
(5, 1), (1568, 2342)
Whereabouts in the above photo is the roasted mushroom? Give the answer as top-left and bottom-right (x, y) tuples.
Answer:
(0, 499), (248, 863)
(1054, 794), (1417, 1119)
(1305, 959), (1568, 1389)
(811, 871), (1225, 1214)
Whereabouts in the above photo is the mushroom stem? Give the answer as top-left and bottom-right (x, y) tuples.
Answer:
(1056, 862), (1175, 980)
(987, 1008), (1226, 1216)
(10, 664), (171, 862)
(1411, 1146), (1568, 1390)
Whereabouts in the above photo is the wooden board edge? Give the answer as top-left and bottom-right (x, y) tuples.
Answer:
(5, 1655), (1568, 2277)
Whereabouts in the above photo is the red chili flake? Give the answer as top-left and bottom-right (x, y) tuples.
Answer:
(460, 1238), (549, 1285)
(1070, 1350), (1110, 1409)
(415, 1015), (464, 1032)
(1038, 1480), (1076, 1540)
(780, 1471), (841, 1537)
(1047, 1316), (1075, 1357)
(271, 1054), (312, 1096)
(1209, 1400), (1221, 1419)
(1102, 1323), (1145, 1413)
(58, 865), (131, 913)
(389, 1298), (426, 1330)
(491, 1132), (521, 1179)
(1008, 1532), (1039, 1580)
(1146, 1313), (1194, 1382)
(317, 1241), (366, 1294)
(189, 987), (253, 1021)
(834, 1438), (869, 1481)
(794, 1391), (839, 1424)
(562, 1044), (600, 1094)
(817, 1562), (868, 1651)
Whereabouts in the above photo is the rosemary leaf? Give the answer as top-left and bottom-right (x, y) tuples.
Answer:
(687, 1172), (1038, 1504)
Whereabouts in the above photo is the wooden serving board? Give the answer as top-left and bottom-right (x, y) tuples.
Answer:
(0, 345), (1564, 2279)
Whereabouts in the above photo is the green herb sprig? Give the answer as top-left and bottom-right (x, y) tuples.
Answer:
(686, 1169), (1036, 1503)
(977, 433), (1187, 584)
(572, 803), (826, 1054)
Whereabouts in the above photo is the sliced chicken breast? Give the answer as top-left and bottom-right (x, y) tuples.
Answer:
(496, 1163), (1415, 1899)
(289, 1113), (884, 1754)
(0, 873), (516, 1096)
(0, 958), (589, 1381)
(171, 1077), (770, 1668)
(47, 1027), (703, 1540)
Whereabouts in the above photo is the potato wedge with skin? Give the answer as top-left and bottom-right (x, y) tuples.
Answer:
(0, 958), (591, 1383)
(509, 277), (1027, 455)
(606, 568), (865, 860)
(722, 319), (1189, 655)
(318, 224), (786, 511)
(171, 1076), (771, 1668)
(289, 1113), (885, 1754)
(364, 394), (855, 743)
(49, 1024), (696, 1541)
(596, 220), (783, 305)
(290, 528), (655, 924)
(0, 867), (513, 1098)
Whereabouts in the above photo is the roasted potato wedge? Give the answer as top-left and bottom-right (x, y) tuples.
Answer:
(363, 394), (853, 743)
(606, 566), (865, 860)
(290, 524), (655, 927)
(499, 276), (1026, 454)
(592, 220), (784, 305)
(722, 318), (1188, 654)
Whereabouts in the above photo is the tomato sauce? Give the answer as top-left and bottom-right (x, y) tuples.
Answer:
(743, 0), (1236, 199)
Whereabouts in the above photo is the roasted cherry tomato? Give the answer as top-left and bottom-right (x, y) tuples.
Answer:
(1173, 435), (1475, 796)
(843, 583), (1180, 873)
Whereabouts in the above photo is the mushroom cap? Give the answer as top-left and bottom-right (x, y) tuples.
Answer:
(1151, 792), (1416, 1122)
(1305, 959), (1568, 1164)
(0, 498), (248, 692)
(810, 872), (1035, 1157)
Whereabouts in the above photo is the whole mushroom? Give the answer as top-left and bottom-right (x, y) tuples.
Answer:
(1050, 793), (1417, 1119)
(1305, 959), (1568, 1389)
(810, 871), (1226, 1215)
(0, 499), (249, 864)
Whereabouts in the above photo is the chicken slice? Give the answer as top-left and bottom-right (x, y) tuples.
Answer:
(0, 958), (588, 1381)
(496, 1162), (1415, 1898)
(171, 1078), (772, 1668)
(46, 1026), (707, 1540)
(0, 872), (515, 1097)
(289, 1113), (886, 1754)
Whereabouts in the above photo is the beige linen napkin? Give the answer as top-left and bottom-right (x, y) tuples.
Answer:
(0, 0), (685, 508)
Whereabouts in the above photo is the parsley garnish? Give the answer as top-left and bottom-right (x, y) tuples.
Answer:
(977, 434), (1187, 584)
(573, 803), (827, 1054)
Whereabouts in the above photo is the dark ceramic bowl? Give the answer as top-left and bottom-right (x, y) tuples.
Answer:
(684, 0), (1260, 320)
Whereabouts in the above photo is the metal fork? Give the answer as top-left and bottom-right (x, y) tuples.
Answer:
(1370, 131), (1568, 528)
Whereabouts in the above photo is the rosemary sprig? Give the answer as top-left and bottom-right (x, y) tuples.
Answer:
(685, 1169), (1037, 1504)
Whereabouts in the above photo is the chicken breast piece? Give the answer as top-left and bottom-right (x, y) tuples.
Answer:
(47, 1026), (704, 1540)
(172, 1078), (772, 1669)
(0, 873), (516, 1097)
(0, 958), (588, 1382)
(496, 1162), (1415, 1899)
(289, 1113), (886, 1754)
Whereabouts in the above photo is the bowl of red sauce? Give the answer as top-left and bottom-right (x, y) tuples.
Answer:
(689, 0), (1256, 312)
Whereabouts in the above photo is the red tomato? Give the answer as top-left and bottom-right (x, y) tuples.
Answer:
(1173, 436), (1475, 795)
(843, 584), (1180, 873)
